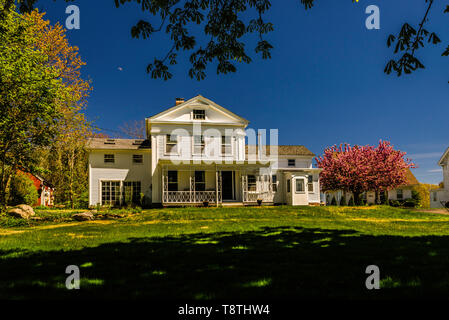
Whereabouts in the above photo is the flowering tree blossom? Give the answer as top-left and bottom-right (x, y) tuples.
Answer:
(316, 141), (415, 204)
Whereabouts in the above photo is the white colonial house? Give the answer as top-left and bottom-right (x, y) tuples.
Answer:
(430, 147), (449, 208)
(87, 95), (322, 207)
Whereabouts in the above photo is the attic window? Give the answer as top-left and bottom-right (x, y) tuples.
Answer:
(193, 109), (205, 120)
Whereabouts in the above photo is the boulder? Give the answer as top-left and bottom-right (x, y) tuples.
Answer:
(7, 205), (35, 219)
(16, 204), (35, 217)
(7, 208), (29, 219)
(72, 212), (94, 221)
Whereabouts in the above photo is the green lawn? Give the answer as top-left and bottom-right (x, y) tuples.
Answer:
(1, 205), (449, 299)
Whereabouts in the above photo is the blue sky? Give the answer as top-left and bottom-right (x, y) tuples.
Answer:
(35, 0), (449, 184)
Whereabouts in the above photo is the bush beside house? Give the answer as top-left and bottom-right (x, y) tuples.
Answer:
(8, 172), (38, 206)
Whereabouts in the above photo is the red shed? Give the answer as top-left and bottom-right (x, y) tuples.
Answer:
(17, 171), (55, 207)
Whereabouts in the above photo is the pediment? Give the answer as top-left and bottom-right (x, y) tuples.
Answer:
(148, 95), (249, 125)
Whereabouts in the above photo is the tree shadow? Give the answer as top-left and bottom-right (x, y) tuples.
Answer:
(2, 226), (449, 299)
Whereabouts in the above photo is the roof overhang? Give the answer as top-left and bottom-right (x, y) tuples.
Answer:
(438, 147), (449, 166)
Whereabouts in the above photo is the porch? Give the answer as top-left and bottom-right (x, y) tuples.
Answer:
(160, 163), (274, 206)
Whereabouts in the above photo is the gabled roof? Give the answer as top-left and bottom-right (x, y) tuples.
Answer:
(148, 95), (249, 125)
(403, 168), (419, 186)
(245, 145), (315, 156)
(438, 147), (449, 166)
(87, 138), (151, 150)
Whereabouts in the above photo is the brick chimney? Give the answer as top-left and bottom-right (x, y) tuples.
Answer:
(175, 98), (185, 105)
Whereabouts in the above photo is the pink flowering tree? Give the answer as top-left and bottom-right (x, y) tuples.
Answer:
(316, 141), (415, 205)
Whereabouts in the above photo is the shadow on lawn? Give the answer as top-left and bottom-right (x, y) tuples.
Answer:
(2, 226), (449, 299)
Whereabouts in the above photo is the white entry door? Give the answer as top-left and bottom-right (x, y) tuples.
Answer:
(292, 177), (308, 206)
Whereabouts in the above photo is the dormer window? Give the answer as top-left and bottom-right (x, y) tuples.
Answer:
(193, 109), (205, 120)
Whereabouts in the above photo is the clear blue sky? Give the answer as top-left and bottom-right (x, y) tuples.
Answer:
(36, 0), (449, 184)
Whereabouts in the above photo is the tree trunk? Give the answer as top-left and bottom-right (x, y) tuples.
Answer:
(0, 165), (13, 212)
(353, 192), (361, 206)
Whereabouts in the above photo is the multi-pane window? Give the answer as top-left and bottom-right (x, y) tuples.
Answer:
(104, 154), (115, 163)
(397, 189), (403, 200)
(221, 135), (232, 155)
(166, 134), (178, 154)
(193, 109), (205, 120)
(123, 181), (141, 204)
(288, 159), (295, 167)
(195, 171), (205, 191)
(248, 175), (257, 191)
(307, 175), (314, 192)
(272, 175), (278, 192)
(133, 154), (143, 164)
(101, 181), (121, 205)
(296, 179), (305, 193)
(193, 135), (205, 154)
(167, 171), (178, 191)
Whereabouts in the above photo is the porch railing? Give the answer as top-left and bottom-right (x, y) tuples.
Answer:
(242, 176), (274, 203)
(244, 191), (274, 203)
(163, 191), (217, 203)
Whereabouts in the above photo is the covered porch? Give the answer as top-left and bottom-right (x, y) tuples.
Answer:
(160, 161), (273, 206)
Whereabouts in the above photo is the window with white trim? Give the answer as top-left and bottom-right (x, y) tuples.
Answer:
(193, 109), (205, 120)
(195, 171), (206, 191)
(248, 175), (256, 191)
(307, 175), (314, 192)
(133, 154), (143, 164)
(397, 189), (403, 200)
(168, 171), (178, 191)
(123, 181), (141, 204)
(101, 181), (120, 205)
(166, 134), (178, 154)
(272, 175), (278, 192)
(221, 135), (232, 155)
(193, 135), (205, 154)
(104, 154), (115, 163)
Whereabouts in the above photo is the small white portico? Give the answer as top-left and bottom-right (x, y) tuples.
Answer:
(279, 168), (322, 206)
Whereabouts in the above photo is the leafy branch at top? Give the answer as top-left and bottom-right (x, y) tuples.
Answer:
(384, 0), (442, 77)
(116, 0), (275, 81)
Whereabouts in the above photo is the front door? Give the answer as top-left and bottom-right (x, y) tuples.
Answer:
(222, 171), (234, 200)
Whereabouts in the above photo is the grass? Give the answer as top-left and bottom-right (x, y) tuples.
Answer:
(1, 205), (449, 299)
